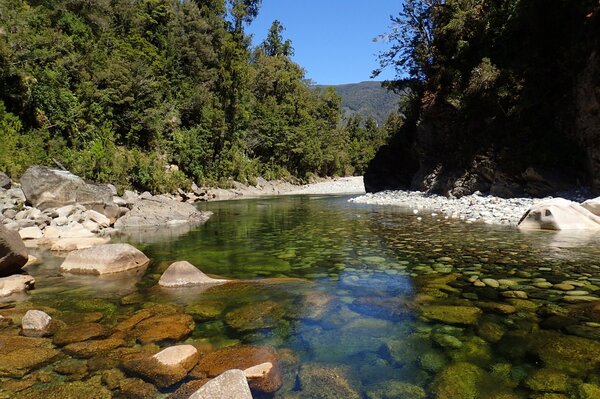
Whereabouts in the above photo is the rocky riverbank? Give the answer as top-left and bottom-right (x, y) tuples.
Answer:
(350, 189), (592, 226)
(201, 176), (365, 200)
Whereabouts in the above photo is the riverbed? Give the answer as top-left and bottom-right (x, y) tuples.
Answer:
(3, 195), (600, 398)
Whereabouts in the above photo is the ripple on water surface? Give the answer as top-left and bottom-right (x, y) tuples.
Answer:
(3, 195), (600, 398)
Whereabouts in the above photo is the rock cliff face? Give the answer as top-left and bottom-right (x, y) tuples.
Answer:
(365, 4), (600, 198)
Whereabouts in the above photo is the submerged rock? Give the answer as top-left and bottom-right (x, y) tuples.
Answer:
(63, 336), (126, 358)
(52, 322), (108, 346)
(224, 300), (286, 332)
(132, 313), (195, 345)
(194, 345), (282, 394)
(158, 261), (227, 288)
(365, 380), (426, 399)
(0, 335), (60, 377)
(524, 368), (569, 392)
(420, 305), (482, 325)
(188, 369), (252, 399)
(432, 362), (485, 399)
(59, 243), (149, 275)
(16, 381), (112, 399)
(531, 331), (600, 373)
(0, 223), (28, 277)
(298, 363), (360, 399)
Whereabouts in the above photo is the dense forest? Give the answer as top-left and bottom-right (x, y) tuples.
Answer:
(366, 0), (600, 198)
(0, 0), (396, 193)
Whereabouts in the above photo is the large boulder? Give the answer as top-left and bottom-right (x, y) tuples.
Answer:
(114, 195), (211, 229)
(189, 369), (252, 399)
(0, 274), (35, 297)
(59, 244), (149, 275)
(518, 198), (600, 230)
(0, 223), (28, 277)
(158, 261), (227, 288)
(20, 166), (118, 220)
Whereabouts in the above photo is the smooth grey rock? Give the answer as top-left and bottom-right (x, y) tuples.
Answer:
(0, 223), (28, 277)
(189, 369), (252, 399)
(59, 243), (149, 275)
(20, 166), (118, 219)
(158, 261), (227, 288)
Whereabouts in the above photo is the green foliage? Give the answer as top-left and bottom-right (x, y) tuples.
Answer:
(0, 0), (388, 192)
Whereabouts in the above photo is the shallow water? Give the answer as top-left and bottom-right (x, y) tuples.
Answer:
(4, 195), (600, 398)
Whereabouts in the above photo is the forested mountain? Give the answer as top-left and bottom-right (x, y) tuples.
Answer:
(366, 0), (600, 198)
(0, 0), (395, 192)
(316, 81), (402, 126)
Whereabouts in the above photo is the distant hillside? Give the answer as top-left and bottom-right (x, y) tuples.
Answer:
(317, 81), (401, 125)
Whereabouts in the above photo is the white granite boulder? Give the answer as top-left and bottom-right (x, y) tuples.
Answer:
(59, 243), (149, 275)
(518, 198), (600, 230)
(21, 310), (53, 337)
(189, 369), (252, 399)
(158, 261), (227, 288)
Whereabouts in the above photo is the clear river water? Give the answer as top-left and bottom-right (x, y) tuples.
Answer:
(4, 195), (600, 398)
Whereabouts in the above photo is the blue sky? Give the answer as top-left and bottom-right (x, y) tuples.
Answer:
(247, 1), (401, 85)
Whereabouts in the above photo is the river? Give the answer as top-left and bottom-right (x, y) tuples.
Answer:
(4, 195), (600, 398)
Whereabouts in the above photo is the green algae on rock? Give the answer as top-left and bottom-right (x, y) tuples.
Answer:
(432, 362), (485, 399)
(298, 363), (360, 399)
(224, 300), (286, 332)
(365, 380), (426, 399)
(420, 305), (482, 325)
(524, 368), (569, 392)
(15, 381), (111, 399)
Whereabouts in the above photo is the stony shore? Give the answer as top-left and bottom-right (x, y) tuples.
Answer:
(350, 189), (592, 226)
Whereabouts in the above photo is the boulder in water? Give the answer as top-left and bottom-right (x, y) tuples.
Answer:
(158, 261), (227, 288)
(59, 243), (149, 275)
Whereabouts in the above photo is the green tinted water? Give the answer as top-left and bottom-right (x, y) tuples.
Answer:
(5, 195), (600, 398)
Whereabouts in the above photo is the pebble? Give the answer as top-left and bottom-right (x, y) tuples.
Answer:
(501, 291), (528, 299)
(553, 283), (575, 291)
